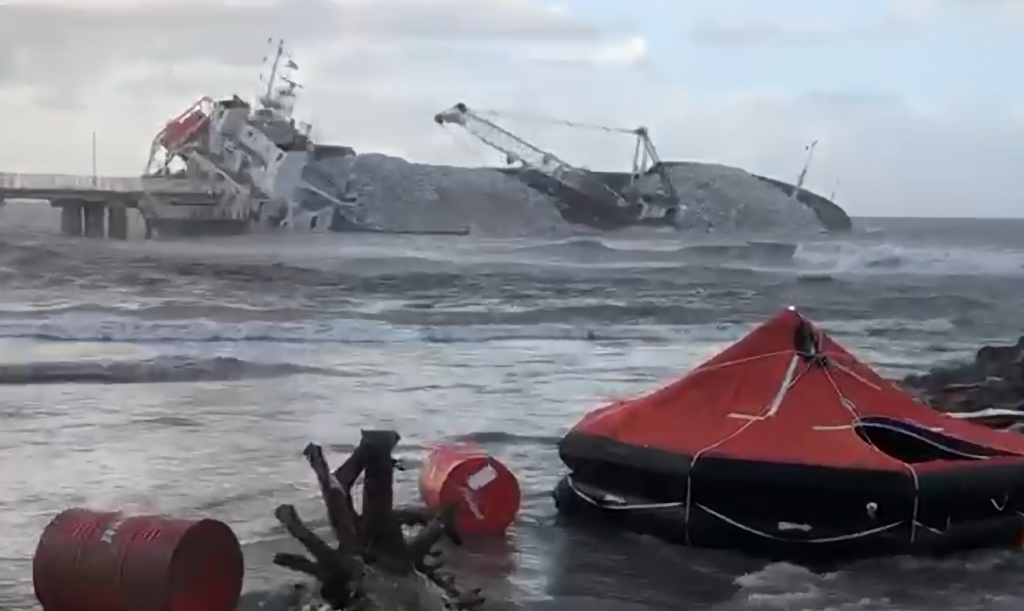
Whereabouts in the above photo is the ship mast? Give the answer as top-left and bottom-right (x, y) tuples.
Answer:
(791, 139), (818, 201)
(261, 38), (286, 111)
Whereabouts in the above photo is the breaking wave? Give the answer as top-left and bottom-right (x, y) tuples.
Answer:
(514, 236), (798, 265)
(0, 311), (975, 351)
(0, 316), (684, 344)
(0, 356), (335, 385)
(795, 241), (1024, 276)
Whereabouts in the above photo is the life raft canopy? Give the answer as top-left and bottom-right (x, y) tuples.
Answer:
(560, 306), (1024, 476)
(557, 308), (1024, 559)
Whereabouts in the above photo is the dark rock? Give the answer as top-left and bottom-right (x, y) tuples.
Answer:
(902, 335), (1024, 428)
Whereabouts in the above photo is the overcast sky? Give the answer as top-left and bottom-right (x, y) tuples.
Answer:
(1, 0), (1022, 217)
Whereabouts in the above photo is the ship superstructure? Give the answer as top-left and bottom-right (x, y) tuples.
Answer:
(139, 40), (349, 237)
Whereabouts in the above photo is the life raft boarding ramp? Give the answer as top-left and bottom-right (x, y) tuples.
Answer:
(555, 307), (1024, 561)
(434, 102), (648, 230)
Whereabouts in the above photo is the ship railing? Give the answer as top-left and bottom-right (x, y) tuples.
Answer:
(140, 176), (220, 195)
(0, 173), (141, 193)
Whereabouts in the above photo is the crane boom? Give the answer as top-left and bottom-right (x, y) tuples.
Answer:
(631, 127), (680, 206)
(466, 109), (681, 213)
(792, 139), (818, 200)
(434, 103), (633, 214)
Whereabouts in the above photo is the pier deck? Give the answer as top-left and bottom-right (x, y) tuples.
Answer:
(0, 173), (206, 201)
(0, 172), (212, 239)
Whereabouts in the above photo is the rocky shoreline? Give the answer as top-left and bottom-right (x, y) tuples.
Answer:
(902, 335), (1024, 429)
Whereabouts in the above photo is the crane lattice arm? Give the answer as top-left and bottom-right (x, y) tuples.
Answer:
(452, 107), (681, 210)
(630, 127), (679, 206)
(791, 139), (818, 200)
(434, 103), (631, 211)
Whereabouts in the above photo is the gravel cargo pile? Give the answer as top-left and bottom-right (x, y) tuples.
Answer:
(643, 162), (822, 233)
(284, 153), (823, 237)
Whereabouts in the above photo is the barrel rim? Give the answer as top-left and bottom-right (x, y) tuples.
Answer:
(168, 517), (245, 611)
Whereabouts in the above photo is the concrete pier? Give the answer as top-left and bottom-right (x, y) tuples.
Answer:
(58, 201), (84, 237)
(2, 172), (206, 242)
(83, 204), (106, 238)
(107, 205), (128, 240)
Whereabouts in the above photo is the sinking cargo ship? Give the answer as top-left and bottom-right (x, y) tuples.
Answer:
(138, 40), (467, 239)
(139, 41), (850, 239)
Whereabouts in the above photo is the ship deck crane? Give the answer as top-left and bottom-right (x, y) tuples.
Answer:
(434, 103), (636, 221)
(626, 125), (680, 207)
(437, 105), (681, 212)
(791, 139), (818, 201)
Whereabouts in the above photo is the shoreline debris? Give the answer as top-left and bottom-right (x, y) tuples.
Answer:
(273, 430), (485, 610)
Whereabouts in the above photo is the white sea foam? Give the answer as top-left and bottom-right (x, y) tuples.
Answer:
(795, 241), (1024, 276)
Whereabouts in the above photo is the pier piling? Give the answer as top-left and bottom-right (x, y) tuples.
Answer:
(107, 204), (128, 240)
(83, 203), (106, 239)
(57, 201), (84, 237)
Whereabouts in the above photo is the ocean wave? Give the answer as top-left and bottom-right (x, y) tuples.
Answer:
(815, 317), (957, 336)
(0, 356), (336, 386)
(512, 236), (798, 264)
(0, 316), (684, 344)
(0, 302), (326, 320)
(795, 241), (1024, 276)
(451, 431), (562, 447)
(0, 312), (976, 362)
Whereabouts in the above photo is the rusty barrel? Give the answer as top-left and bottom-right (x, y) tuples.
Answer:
(419, 443), (521, 536)
(33, 508), (244, 611)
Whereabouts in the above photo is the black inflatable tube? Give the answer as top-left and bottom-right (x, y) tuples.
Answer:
(552, 476), (1024, 563)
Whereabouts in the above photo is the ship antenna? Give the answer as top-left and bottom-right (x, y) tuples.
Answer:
(262, 38), (285, 109)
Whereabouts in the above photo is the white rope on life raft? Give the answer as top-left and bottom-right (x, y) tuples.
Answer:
(565, 476), (905, 544)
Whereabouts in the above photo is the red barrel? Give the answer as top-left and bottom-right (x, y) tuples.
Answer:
(419, 443), (521, 536)
(33, 508), (244, 611)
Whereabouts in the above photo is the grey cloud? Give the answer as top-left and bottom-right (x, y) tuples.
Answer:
(609, 89), (1024, 217)
(690, 14), (920, 47)
(0, 0), (601, 100)
(889, 0), (1024, 30)
(0, 38), (13, 80)
(757, 95), (1024, 216)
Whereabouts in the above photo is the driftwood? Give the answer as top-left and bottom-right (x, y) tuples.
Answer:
(273, 430), (485, 610)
